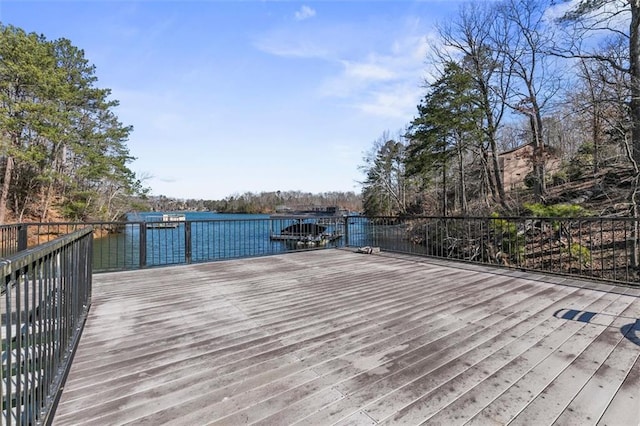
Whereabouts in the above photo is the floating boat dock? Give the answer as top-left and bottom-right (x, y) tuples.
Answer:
(269, 219), (344, 247)
(144, 213), (186, 229)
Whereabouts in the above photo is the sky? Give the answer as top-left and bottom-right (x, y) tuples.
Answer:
(0, 0), (467, 200)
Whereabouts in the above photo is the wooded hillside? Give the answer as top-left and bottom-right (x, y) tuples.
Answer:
(359, 0), (640, 219)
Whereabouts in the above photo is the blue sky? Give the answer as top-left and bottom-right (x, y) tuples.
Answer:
(1, 0), (465, 200)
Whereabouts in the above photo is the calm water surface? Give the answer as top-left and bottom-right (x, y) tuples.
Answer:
(92, 212), (357, 271)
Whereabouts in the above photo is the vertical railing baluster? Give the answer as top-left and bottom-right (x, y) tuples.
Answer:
(139, 223), (147, 269)
(17, 225), (27, 253)
(344, 216), (349, 248)
(185, 221), (192, 264)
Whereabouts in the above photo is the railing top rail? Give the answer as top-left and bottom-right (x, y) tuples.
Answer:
(346, 215), (638, 222)
(6, 214), (638, 228)
(0, 226), (93, 277)
(0, 223), (23, 228)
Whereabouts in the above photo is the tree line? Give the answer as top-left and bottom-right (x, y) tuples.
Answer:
(360, 0), (640, 218)
(0, 24), (147, 223)
(144, 190), (362, 215)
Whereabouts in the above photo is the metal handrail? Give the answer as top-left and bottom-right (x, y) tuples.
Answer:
(1, 227), (93, 425)
(346, 215), (640, 285)
(0, 213), (634, 425)
(5, 214), (640, 285)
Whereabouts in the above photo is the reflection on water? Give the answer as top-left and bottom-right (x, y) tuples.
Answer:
(92, 223), (141, 270)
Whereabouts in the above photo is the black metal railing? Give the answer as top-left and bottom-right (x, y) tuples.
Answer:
(1, 227), (93, 425)
(96, 216), (345, 271)
(12, 217), (347, 272)
(0, 225), (28, 258)
(5, 214), (640, 285)
(346, 216), (640, 285)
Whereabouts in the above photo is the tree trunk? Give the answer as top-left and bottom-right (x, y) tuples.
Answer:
(481, 149), (497, 200)
(631, 2), (640, 167)
(485, 108), (506, 206)
(457, 141), (468, 215)
(0, 156), (14, 224)
(442, 161), (448, 217)
(40, 181), (55, 222)
(535, 110), (546, 195)
(489, 140), (506, 206)
(593, 109), (600, 174)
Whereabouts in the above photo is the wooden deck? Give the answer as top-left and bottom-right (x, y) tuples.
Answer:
(52, 249), (640, 425)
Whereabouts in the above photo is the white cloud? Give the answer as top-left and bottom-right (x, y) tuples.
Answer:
(254, 35), (329, 58)
(356, 87), (419, 119)
(342, 61), (396, 81)
(315, 31), (432, 119)
(255, 15), (440, 121)
(294, 5), (316, 21)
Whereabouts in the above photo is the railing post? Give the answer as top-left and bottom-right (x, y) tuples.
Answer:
(185, 221), (192, 264)
(344, 216), (350, 247)
(139, 223), (147, 268)
(18, 224), (28, 251)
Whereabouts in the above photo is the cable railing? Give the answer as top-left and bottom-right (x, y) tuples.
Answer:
(1, 227), (93, 425)
(346, 216), (640, 285)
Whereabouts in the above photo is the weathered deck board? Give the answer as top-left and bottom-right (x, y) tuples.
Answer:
(51, 249), (640, 425)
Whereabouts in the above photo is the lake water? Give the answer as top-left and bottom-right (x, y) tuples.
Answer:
(92, 212), (359, 271)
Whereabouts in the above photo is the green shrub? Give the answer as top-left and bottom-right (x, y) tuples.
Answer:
(489, 212), (525, 262)
(564, 243), (592, 265)
(550, 170), (569, 186)
(523, 203), (589, 218)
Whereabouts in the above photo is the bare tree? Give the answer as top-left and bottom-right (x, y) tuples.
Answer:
(360, 131), (410, 216)
(435, 1), (511, 207)
(494, 0), (562, 199)
(555, 1), (640, 264)
(568, 36), (631, 173)
(557, 0), (640, 162)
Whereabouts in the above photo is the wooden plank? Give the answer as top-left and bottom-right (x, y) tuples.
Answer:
(597, 350), (640, 426)
(312, 285), (590, 425)
(397, 292), (638, 425)
(296, 283), (575, 425)
(49, 250), (640, 426)
(507, 299), (638, 425)
(554, 339), (640, 425)
(60, 262), (510, 422)
(464, 293), (635, 426)
(358, 289), (600, 425)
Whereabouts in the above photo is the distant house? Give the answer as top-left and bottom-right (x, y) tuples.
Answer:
(498, 143), (562, 191)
